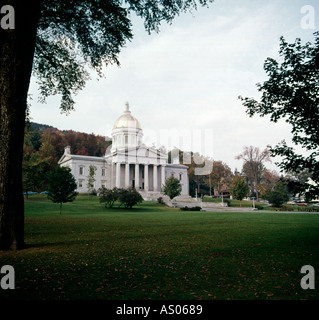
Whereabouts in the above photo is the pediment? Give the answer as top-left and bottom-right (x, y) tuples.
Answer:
(58, 154), (71, 164)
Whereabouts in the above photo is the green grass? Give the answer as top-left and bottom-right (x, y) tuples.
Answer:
(0, 194), (318, 300)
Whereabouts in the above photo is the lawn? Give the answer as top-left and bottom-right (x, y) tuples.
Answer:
(0, 194), (318, 300)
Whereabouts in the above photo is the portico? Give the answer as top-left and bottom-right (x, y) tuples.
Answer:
(114, 162), (165, 192)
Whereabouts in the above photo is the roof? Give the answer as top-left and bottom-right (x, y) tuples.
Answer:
(58, 154), (106, 164)
(113, 104), (142, 130)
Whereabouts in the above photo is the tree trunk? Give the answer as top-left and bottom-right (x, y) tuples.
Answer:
(255, 177), (259, 202)
(0, 1), (40, 250)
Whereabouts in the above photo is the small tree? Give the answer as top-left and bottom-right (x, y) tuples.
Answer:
(47, 166), (78, 214)
(87, 165), (96, 194)
(118, 188), (143, 209)
(162, 176), (182, 200)
(230, 175), (250, 207)
(265, 181), (289, 208)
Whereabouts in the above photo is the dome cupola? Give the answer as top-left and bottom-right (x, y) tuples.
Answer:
(111, 103), (143, 152)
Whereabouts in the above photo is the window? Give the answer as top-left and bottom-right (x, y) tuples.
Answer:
(79, 166), (84, 175)
(179, 173), (182, 181)
(79, 180), (83, 188)
(102, 168), (105, 176)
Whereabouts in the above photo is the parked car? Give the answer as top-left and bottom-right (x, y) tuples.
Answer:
(296, 202), (307, 206)
(23, 191), (37, 195)
(310, 203), (319, 207)
(287, 201), (296, 205)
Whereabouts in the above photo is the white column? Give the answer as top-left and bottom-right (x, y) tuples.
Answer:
(144, 164), (149, 191)
(135, 164), (139, 190)
(116, 163), (121, 188)
(161, 165), (166, 188)
(153, 165), (158, 191)
(125, 163), (130, 188)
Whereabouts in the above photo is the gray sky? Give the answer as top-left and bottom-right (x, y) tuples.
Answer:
(28, 0), (318, 172)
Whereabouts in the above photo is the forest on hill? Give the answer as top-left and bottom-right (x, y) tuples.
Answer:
(25, 122), (111, 163)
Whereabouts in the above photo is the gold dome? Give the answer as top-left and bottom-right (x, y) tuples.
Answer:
(113, 104), (142, 130)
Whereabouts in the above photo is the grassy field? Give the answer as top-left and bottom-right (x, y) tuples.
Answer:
(0, 194), (318, 300)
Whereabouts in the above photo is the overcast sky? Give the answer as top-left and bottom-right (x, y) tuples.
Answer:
(28, 0), (318, 172)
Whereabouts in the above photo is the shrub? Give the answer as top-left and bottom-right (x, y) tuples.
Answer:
(99, 187), (143, 209)
(157, 197), (164, 204)
(98, 187), (119, 208)
(180, 206), (202, 211)
(118, 187), (143, 209)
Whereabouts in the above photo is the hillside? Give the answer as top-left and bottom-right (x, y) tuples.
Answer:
(24, 122), (112, 162)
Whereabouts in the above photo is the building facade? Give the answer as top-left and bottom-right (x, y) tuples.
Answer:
(58, 105), (189, 199)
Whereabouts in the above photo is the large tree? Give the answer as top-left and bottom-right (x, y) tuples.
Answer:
(0, 0), (213, 250)
(239, 32), (319, 200)
(205, 160), (233, 196)
(235, 146), (271, 201)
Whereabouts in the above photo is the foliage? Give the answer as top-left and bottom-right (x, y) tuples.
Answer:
(162, 176), (182, 200)
(25, 122), (111, 162)
(87, 165), (96, 194)
(47, 166), (78, 214)
(180, 206), (202, 211)
(239, 32), (319, 199)
(32, 0), (214, 112)
(157, 197), (164, 204)
(204, 160), (233, 196)
(230, 175), (250, 206)
(265, 181), (290, 208)
(22, 152), (51, 196)
(236, 146), (271, 201)
(99, 187), (143, 209)
(99, 187), (120, 208)
(118, 187), (144, 209)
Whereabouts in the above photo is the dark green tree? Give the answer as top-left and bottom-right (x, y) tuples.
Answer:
(47, 166), (78, 214)
(230, 175), (250, 207)
(23, 153), (51, 197)
(0, 0), (213, 249)
(239, 32), (319, 200)
(265, 181), (289, 208)
(162, 176), (182, 200)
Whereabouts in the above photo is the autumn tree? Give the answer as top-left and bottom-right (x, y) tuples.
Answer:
(205, 160), (233, 196)
(0, 0), (213, 250)
(236, 146), (271, 201)
(239, 32), (319, 200)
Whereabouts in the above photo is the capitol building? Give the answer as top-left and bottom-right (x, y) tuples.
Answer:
(58, 104), (189, 199)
